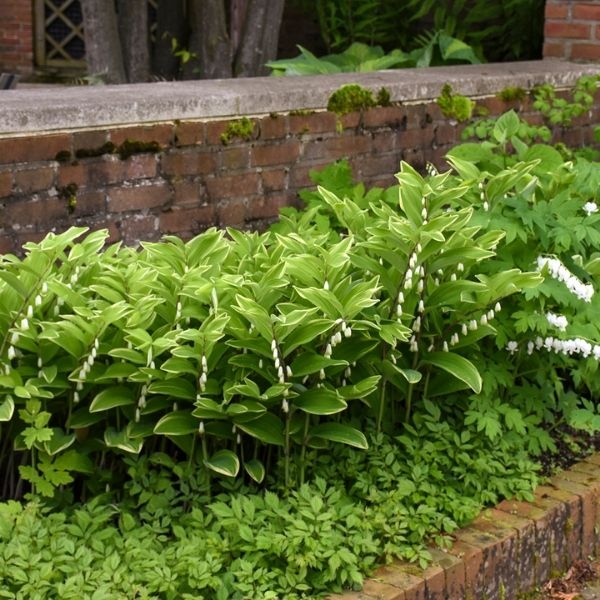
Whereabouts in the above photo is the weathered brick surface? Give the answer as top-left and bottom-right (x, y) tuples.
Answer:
(1, 90), (600, 255)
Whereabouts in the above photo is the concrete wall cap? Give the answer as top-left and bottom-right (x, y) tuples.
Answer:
(2, 60), (600, 135)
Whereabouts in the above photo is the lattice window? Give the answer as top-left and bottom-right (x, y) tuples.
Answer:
(34, 0), (159, 73)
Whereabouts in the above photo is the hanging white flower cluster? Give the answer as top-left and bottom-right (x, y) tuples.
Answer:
(521, 335), (600, 360)
(446, 302), (501, 349)
(426, 163), (438, 177)
(271, 339), (292, 413)
(506, 340), (518, 354)
(198, 353), (208, 393)
(536, 256), (594, 302)
(583, 201), (598, 216)
(479, 181), (489, 212)
(73, 337), (100, 404)
(546, 311), (568, 332)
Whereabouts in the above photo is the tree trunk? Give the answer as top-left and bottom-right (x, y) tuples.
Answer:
(117, 0), (150, 82)
(153, 0), (186, 79)
(185, 0), (232, 79)
(81, 0), (126, 84)
(234, 0), (285, 77)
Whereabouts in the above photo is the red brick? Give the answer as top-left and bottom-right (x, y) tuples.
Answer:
(434, 123), (457, 146)
(545, 2), (569, 18)
(417, 551), (447, 600)
(205, 172), (259, 200)
(5, 196), (68, 228)
(0, 170), (12, 197)
(360, 578), (405, 600)
(259, 114), (288, 139)
(571, 42), (600, 60)
(71, 190), (106, 217)
(323, 135), (371, 159)
(0, 234), (15, 255)
(58, 158), (124, 188)
(252, 142), (300, 167)
(109, 124), (174, 147)
(0, 133), (71, 164)
(353, 154), (400, 179)
(339, 111), (361, 130)
(172, 179), (204, 207)
(373, 564), (424, 600)
(550, 476), (596, 557)
(161, 150), (217, 177)
(428, 548), (464, 600)
(261, 168), (288, 193)
(574, 3), (600, 20)
(174, 121), (205, 146)
(108, 182), (170, 213)
(363, 106), (407, 129)
(120, 216), (160, 245)
(14, 166), (54, 194)
(160, 205), (215, 235)
(220, 147), (250, 171)
(371, 132), (398, 154)
(249, 193), (294, 220)
(445, 539), (481, 599)
(72, 130), (109, 153)
(217, 198), (247, 227)
(289, 111), (336, 134)
(545, 21), (591, 39)
(123, 154), (158, 180)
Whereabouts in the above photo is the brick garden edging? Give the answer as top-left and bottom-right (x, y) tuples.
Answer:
(330, 454), (600, 600)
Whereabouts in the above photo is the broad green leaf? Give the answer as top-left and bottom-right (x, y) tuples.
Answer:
(148, 379), (196, 400)
(244, 458), (265, 483)
(309, 423), (368, 449)
(90, 386), (135, 412)
(337, 376), (381, 399)
(43, 428), (76, 455)
(422, 352), (482, 394)
(236, 413), (284, 446)
(293, 389), (347, 415)
(154, 411), (198, 436)
(204, 449), (239, 477)
(0, 396), (14, 422)
(104, 428), (144, 454)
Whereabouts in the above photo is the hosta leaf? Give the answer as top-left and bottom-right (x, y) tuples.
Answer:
(293, 389), (347, 415)
(0, 396), (14, 422)
(236, 413), (284, 446)
(309, 423), (368, 449)
(154, 411), (198, 436)
(204, 449), (239, 477)
(43, 428), (76, 455)
(148, 379), (196, 400)
(422, 352), (482, 394)
(104, 428), (144, 454)
(90, 386), (135, 413)
(244, 458), (265, 483)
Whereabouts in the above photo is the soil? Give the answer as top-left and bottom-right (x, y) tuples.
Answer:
(522, 560), (600, 599)
(538, 424), (600, 477)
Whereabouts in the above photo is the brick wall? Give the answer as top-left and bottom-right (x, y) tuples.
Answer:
(544, 1), (600, 61)
(0, 0), (34, 76)
(1, 91), (598, 255)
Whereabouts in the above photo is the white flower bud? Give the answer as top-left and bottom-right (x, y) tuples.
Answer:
(324, 343), (332, 358)
(173, 403), (178, 412)
(201, 355), (208, 371)
(480, 314), (488, 326)
(434, 278), (440, 286)
(462, 324), (468, 336)
(396, 304), (403, 317)
(74, 392), (80, 404)
(94, 338), (99, 350)
(34, 295), (42, 307)
(450, 273), (457, 282)
(79, 368), (86, 380)
(282, 398), (289, 413)
(76, 381), (83, 391)
(42, 282), (48, 294)
(443, 341), (449, 352)
(258, 359), (263, 369)
(406, 269), (413, 281)
(7, 346), (15, 360)
(135, 409), (140, 422)
(398, 292), (404, 304)
(199, 421), (205, 434)
(150, 361), (155, 370)
(483, 201), (489, 212)
(404, 278), (413, 289)
(275, 357), (281, 369)
(421, 207), (428, 219)
(344, 327), (352, 338)
(457, 263), (464, 272)
(91, 347), (97, 359)
(469, 320), (477, 331)
(286, 365), (292, 377)
(10, 332), (19, 345)
(416, 243), (422, 253)
(417, 279), (424, 293)
(236, 434), (241, 444)
(412, 316), (421, 332)
(487, 310), (495, 320)
(495, 302), (501, 312)
(21, 318), (29, 331)
(319, 368), (325, 380)
(271, 339), (277, 351)
(323, 280), (330, 291)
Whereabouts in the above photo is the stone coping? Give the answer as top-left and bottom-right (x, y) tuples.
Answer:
(330, 454), (600, 600)
(1, 60), (600, 136)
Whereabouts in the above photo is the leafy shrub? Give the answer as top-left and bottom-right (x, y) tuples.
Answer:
(266, 34), (479, 76)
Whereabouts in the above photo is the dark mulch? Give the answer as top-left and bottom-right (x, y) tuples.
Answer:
(537, 560), (598, 599)
(538, 424), (600, 477)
